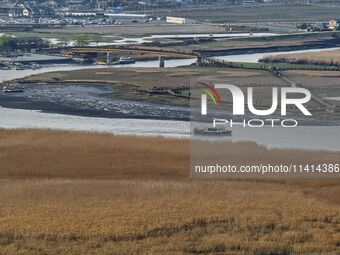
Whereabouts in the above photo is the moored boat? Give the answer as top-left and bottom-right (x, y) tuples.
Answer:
(118, 56), (136, 64)
(30, 62), (41, 70)
(194, 127), (232, 136)
(2, 83), (25, 93)
(14, 64), (25, 70)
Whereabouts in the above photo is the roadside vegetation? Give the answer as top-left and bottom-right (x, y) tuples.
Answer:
(0, 35), (48, 52)
(1, 32), (123, 48)
(0, 129), (339, 255)
(231, 61), (340, 71)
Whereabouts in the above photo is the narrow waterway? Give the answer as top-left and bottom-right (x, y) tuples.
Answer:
(2, 45), (339, 83)
(215, 47), (340, 63)
(0, 58), (197, 83)
(45, 32), (277, 46)
(1, 106), (340, 151)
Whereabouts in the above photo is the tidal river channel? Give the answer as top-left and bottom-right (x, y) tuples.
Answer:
(1, 45), (340, 151)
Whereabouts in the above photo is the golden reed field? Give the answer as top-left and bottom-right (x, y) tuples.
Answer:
(0, 129), (339, 255)
(262, 49), (340, 66)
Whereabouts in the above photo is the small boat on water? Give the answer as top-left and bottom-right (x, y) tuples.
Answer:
(194, 127), (232, 136)
(95, 57), (136, 65)
(0, 65), (11, 70)
(118, 56), (135, 64)
(30, 62), (41, 70)
(14, 64), (25, 70)
(2, 83), (25, 93)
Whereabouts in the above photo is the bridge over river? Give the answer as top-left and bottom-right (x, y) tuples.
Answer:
(67, 46), (196, 60)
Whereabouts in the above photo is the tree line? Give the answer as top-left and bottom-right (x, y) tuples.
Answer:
(0, 36), (48, 52)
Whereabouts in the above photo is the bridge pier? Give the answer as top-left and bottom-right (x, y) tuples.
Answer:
(106, 53), (111, 64)
(196, 56), (202, 67)
(71, 46), (196, 60)
(159, 56), (165, 68)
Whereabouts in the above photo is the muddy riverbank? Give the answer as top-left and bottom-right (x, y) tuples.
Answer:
(0, 84), (190, 120)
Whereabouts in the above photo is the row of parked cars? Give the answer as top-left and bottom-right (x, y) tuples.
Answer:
(0, 15), (164, 26)
(0, 62), (41, 70)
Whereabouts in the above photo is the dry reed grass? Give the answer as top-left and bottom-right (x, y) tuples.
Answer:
(0, 129), (339, 255)
(0, 129), (188, 179)
(262, 49), (340, 66)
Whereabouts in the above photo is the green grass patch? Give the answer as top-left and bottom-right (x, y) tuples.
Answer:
(5, 32), (122, 44)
